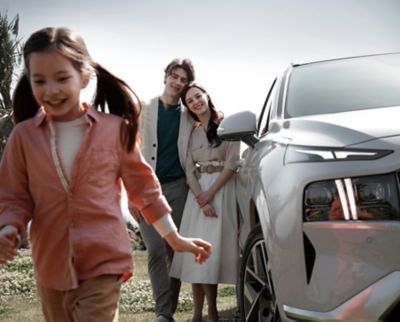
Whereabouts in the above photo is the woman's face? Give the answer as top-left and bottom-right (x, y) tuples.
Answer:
(184, 87), (210, 118)
(28, 50), (89, 121)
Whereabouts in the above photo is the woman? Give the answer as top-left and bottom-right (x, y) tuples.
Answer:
(170, 84), (240, 322)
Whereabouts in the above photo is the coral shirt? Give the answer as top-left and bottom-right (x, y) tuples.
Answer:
(0, 107), (171, 290)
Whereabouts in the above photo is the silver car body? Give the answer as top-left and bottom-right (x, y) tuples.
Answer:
(218, 53), (400, 321)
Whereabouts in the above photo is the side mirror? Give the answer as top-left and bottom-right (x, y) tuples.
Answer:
(217, 111), (259, 147)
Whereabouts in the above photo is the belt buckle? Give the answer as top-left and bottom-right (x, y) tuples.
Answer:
(206, 164), (215, 174)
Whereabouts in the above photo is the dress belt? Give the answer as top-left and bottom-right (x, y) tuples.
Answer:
(196, 163), (224, 174)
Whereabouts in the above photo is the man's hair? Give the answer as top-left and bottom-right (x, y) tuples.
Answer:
(164, 58), (195, 84)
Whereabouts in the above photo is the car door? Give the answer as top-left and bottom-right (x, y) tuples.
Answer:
(236, 79), (277, 248)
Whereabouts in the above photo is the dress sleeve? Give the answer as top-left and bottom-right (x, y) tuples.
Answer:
(0, 127), (34, 238)
(223, 141), (241, 171)
(120, 145), (171, 224)
(185, 147), (198, 184)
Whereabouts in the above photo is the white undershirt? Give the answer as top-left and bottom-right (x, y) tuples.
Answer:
(53, 115), (86, 181)
(53, 115), (176, 237)
(152, 214), (177, 237)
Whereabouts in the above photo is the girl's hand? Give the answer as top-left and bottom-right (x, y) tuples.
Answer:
(0, 225), (20, 264)
(164, 231), (212, 264)
(202, 204), (217, 218)
(128, 203), (142, 223)
(196, 190), (214, 208)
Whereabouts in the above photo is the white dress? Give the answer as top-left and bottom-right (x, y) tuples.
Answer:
(170, 125), (240, 284)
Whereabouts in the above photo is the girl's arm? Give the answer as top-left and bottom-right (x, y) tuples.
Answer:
(0, 126), (33, 241)
(0, 225), (20, 264)
(121, 144), (212, 261)
(121, 144), (172, 224)
(151, 213), (212, 263)
(164, 230), (211, 264)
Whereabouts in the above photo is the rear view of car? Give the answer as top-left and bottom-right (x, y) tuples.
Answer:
(218, 53), (400, 321)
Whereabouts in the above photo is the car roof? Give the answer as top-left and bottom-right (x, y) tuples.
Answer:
(290, 51), (400, 68)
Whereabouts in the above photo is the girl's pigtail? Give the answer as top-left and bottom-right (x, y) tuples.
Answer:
(12, 75), (40, 124)
(92, 63), (142, 152)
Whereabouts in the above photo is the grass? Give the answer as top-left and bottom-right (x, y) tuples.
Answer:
(0, 248), (239, 321)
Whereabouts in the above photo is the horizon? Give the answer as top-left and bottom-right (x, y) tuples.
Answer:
(2, 0), (400, 117)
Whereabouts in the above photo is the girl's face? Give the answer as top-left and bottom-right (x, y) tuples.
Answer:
(29, 50), (89, 121)
(184, 87), (210, 118)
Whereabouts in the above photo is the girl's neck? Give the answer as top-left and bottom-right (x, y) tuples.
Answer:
(160, 93), (179, 106)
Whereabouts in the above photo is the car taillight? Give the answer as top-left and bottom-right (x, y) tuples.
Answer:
(304, 173), (400, 221)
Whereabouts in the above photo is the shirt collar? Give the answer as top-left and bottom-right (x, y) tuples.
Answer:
(33, 103), (100, 127)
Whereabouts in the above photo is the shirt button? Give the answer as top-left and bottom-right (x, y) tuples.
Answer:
(151, 157), (155, 160)
(153, 144), (156, 147)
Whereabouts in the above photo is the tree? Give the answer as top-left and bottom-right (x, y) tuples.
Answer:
(0, 11), (20, 158)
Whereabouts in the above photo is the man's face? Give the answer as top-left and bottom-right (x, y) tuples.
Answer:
(164, 67), (189, 98)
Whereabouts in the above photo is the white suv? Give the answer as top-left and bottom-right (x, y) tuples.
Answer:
(218, 53), (400, 321)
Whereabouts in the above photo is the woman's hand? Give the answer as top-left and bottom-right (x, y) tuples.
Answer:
(164, 231), (212, 264)
(0, 225), (20, 264)
(196, 190), (214, 208)
(201, 204), (217, 218)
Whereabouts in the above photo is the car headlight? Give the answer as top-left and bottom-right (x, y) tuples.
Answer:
(285, 145), (392, 164)
(304, 173), (400, 221)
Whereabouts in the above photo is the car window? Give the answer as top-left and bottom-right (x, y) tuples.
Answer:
(258, 79), (277, 137)
(285, 53), (400, 118)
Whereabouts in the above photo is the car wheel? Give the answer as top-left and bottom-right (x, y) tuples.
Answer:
(239, 224), (280, 322)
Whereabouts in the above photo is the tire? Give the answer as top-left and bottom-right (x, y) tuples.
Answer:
(239, 224), (280, 322)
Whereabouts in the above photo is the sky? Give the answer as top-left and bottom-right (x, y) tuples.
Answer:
(2, 0), (400, 117)
(2, 0), (400, 222)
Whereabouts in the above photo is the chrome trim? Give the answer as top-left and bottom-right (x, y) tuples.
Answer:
(335, 179), (350, 220)
(281, 66), (293, 120)
(295, 148), (334, 160)
(283, 271), (400, 321)
(344, 178), (358, 220)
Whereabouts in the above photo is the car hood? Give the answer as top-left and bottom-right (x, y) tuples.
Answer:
(279, 106), (400, 147)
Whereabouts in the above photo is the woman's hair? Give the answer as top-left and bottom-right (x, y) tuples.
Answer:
(12, 27), (141, 152)
(164, 58), (195, 84)
(181, 83), (223, 147)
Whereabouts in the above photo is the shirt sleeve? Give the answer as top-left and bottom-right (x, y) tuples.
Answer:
(223, 141), (241, 171)
(0, 126), (34, 238)
(120, 144), (171, 224)
(185, 147), (198, 184)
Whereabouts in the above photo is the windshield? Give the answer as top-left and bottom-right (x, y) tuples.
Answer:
(285, 53), (400, 118)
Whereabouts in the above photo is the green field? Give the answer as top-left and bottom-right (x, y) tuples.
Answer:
(0, 248), (239, 321)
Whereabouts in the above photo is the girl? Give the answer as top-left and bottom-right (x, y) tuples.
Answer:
(0, 27), (211, 322)
(170, 84), (240, 322)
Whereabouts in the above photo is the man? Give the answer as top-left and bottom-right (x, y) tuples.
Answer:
(130, 58), (195, 322)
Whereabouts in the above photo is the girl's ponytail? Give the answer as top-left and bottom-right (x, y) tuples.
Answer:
(92, 63), (141, 153)
(12, 27), (141, 152)
(12, 75), (40, 124)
